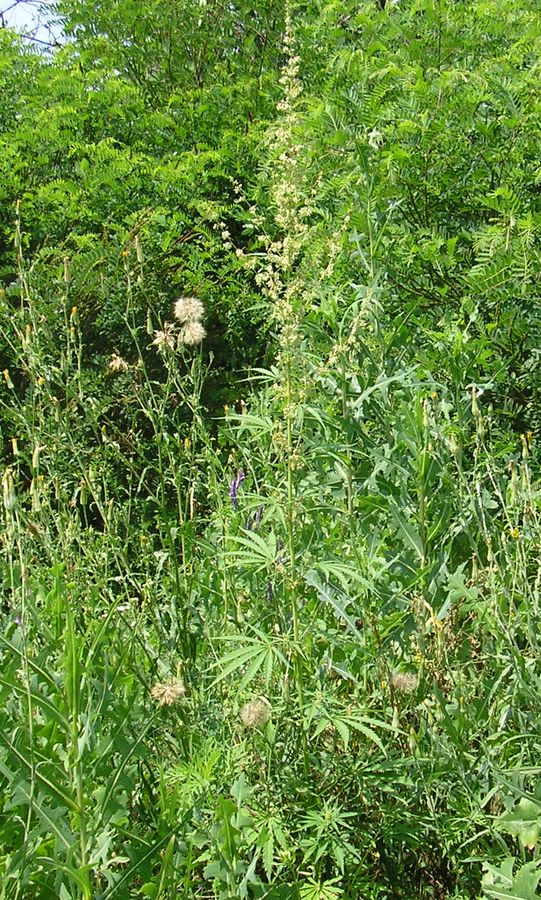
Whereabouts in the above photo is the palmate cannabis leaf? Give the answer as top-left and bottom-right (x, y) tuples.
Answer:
(299, 881), (343, 900)
(310, 709), (397, 755)
(227, 529), (278, 573)
(210, 625), (288, 692)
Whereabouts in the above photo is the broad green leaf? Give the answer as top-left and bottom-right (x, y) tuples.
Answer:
(305, 570), (363, 642)
(483, 857), (541, 900)
(497, 798), (541, 849)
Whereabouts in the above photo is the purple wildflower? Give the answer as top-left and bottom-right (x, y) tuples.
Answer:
(229, 469), (245, 508)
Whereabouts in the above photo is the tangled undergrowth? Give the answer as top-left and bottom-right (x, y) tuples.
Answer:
(0, 0), (540, 897)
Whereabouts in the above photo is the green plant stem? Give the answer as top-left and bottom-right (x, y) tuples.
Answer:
(341, 358), (354, 519)
(63, 578), (90, 893)
(285, 356), (303, 710)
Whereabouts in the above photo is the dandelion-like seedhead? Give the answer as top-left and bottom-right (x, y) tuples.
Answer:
(108, 353), (129, 372)
(152, 322), (176, 350)
(240, 697), (271, 729)
(174, 296), (205, 324)
(180, 320), (206, 346)
(150, 677), (186, 706)
(389, 671), (419, 694)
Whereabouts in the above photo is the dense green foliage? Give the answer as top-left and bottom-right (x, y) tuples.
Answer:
(0, 0), (540, 897)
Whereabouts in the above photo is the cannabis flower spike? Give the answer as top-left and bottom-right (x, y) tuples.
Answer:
(150, 677), (186, 707)
(240, 697), (271, 729)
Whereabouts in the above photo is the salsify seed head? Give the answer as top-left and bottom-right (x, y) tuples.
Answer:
(240, 697), (271, 729)
(174, 296), (204, 324)
(389, 671), (418, 694)
(150, 677), (186, 706)
(180, 320), (206, 346)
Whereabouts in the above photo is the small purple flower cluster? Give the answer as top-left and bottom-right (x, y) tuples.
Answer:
(229, 469), (245, 508)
